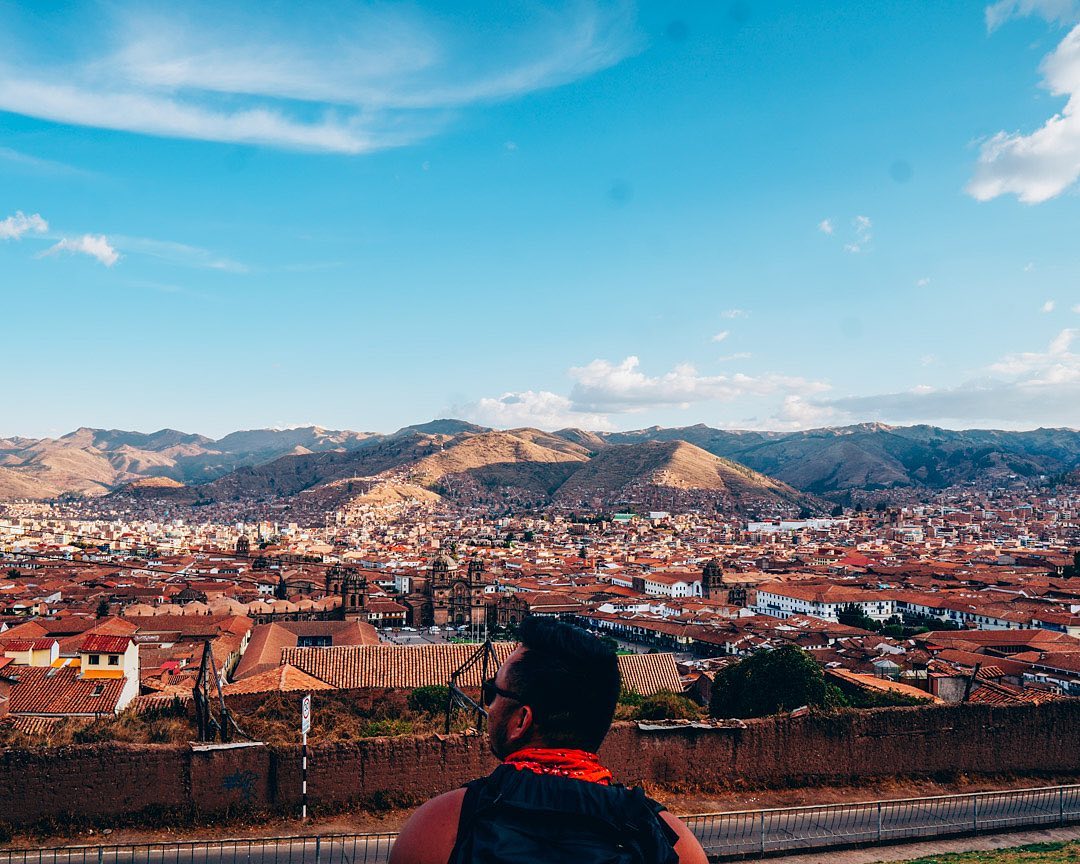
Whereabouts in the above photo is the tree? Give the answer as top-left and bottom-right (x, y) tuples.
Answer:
(830, 504), (844, 517)
(710, 645), (841, 719)
(836, 602), (880, 632)
(95, 598), (110, 618)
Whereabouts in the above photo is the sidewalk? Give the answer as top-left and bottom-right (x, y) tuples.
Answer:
(753, 825), (1080, 864)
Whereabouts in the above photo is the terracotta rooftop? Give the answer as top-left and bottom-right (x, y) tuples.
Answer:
(8, 665), (125, 716)
(281, 642), (682, 696)
(233, 620), (379, 681)
(80, 634), (132, 654)
(224, 663), (335, 696)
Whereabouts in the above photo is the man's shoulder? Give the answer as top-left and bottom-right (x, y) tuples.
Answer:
(658, 810), (710, 864)
(389, 788), (466, 864)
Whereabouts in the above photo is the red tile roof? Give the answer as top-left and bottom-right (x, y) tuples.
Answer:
(80, 634), (132, 654)
(281, 643), (682, 696)
(2, 638), (56, 652)
(8, 666), (125, 716)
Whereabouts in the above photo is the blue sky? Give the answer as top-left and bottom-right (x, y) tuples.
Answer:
(4, 0), (1080, 438)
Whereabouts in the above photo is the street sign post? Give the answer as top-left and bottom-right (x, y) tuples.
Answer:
(301, 694), (311, 819)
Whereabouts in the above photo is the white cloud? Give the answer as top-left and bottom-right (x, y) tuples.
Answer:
(770, 395), (843, 430)
(568, 356), (828, 413)
(986, 0), (1080, 31)
(816, 329), (1080, 427)
(916, 277), (931, 288)
(720, 309), (749, 319)
(0, 210), (48, 240)
(1043, 299), (1057, 312)
(0, 3), (638, 154)
(821, 214), (873, 253)
(711, 330), (730, 343)
(968, 22), (1080, 202)
(1073, 302), (1080, 312)
(40, 234), (119, 267)
(457, 390), (612, 431)
(717, 352), (752, 362)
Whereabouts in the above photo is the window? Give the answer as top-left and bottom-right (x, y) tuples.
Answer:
(108, 655), (119, 666)
(91, 684), (105, 697)
(88, 655), (100, 665)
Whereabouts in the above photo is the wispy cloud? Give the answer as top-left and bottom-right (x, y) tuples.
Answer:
(969, 13), (1080, 202)
(711, 330), (730, 343)
(810, 329), (1080, 428)
(985, 0), (1080, 31)
(820, 214), (873, 253)
(1043, 299), (1057, 312)
(112, 236), (248, 272)
(0, 147), (93, 177)
(720, 309), (749, 319)
(844, 215), (873, 253)
(39, 234), (119, 267)
(0, 211), (48, 240)
(0, 2), (639, 154)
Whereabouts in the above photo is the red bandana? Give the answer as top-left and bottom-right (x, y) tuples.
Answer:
(503, 747), (614, 785)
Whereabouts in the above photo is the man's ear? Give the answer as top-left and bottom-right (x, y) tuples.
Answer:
(507, 703), (535, 747)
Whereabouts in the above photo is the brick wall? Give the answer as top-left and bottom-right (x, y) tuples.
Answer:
(1, 702), (1078, 829)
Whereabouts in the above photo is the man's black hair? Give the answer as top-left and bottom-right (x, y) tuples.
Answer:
(506, 617), (621, 752)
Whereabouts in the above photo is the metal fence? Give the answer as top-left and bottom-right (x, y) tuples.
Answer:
(685, 784), (1080, 858)
(0, 835), (395, 864)
(2, 785), (1078, 863)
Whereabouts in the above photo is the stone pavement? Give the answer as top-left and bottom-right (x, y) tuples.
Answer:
(739, 825), (1080, 864)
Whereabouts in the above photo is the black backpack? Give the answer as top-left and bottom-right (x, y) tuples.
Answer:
(449, 764), (680, 864)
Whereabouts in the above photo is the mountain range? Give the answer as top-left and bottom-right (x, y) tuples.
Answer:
(1, 420), (1078, 513)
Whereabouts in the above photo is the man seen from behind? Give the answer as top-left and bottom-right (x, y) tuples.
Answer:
(390, 617), (708, 864)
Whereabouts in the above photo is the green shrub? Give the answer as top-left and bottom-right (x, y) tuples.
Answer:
(636, 691), (700, 721)
(407, 684), (450, 715)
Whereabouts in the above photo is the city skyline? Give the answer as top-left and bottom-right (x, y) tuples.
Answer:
(5, 1), (1080, 439)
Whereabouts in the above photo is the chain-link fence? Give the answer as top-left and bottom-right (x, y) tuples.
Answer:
(2, 785), (1078, 863)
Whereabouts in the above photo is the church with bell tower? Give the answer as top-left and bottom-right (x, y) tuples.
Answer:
(701, 557), (748, 607)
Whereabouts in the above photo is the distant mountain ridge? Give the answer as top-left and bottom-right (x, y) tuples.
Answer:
(2, 419), (1079, 508)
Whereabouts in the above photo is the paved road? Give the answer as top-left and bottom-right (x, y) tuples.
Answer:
(3, 787), (1078, 864)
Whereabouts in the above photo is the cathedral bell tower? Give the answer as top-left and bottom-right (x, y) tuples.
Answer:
(701, 558), (725, 600)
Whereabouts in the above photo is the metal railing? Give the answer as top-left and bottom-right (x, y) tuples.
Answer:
(684, 784), (1080, 858)
(1, 785), (1078, 863)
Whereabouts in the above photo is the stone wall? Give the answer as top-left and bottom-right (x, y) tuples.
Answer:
(1, 702), (1078, 829)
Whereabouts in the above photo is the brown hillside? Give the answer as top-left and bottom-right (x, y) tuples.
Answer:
(402, 431), (588, 489)
(554, 440), (812, 511)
